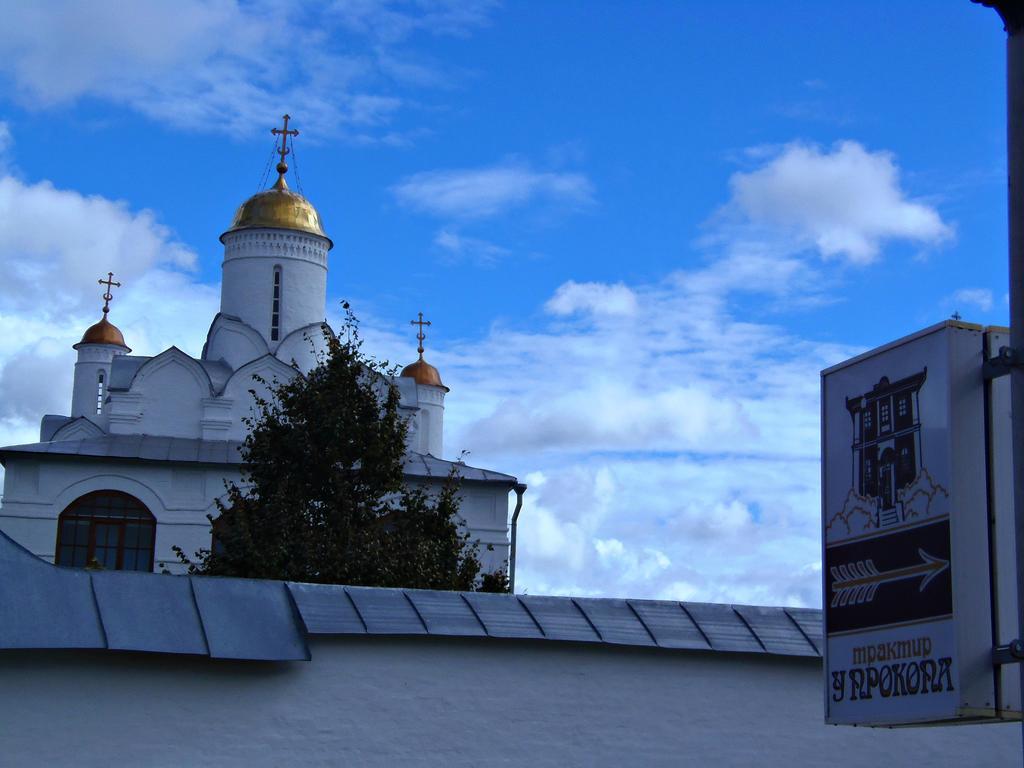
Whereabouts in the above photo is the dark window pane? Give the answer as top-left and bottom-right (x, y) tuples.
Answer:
(98, 548), (118, 569)
(58, 545), (73, 564)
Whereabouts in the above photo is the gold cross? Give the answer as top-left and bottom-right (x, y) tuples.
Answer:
(97, 272), (121, 315)
(410, 312), (432, 358)
(271, 114), (299, 168)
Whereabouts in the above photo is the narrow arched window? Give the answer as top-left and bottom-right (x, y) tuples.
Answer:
(96, 370), (105, 415)
(271, 266), (282, 341)
(55, 491), (156, 571)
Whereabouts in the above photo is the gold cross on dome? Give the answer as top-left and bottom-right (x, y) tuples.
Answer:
(410, 312), (432, 358)
(97, 272), (121, 315)
(271, 114), (299, 167)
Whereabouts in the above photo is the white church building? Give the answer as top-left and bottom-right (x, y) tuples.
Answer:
(0, 131), (520, 576)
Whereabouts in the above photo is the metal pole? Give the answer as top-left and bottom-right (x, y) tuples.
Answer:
(974, 3), (1024, 761)
(1009, 24), (1024, 766)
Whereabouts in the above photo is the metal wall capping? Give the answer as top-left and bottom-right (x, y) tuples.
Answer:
(345, 586), (428, 635)
(518, 595), (602, 642)
(733, 605), (819, 657)
(91, 570), (208, 656)
(783, 607), (823, 654)
(287, 582), (366, 634)
(461, 592), (546, 639)
(626, 600), (711, 650)
(0, 531), (105, 650)
(190, 577), (310, 661)
(0, 530), (822, 661)
(683, 602), (767, 653)
(404, 589), (488, 636)
(574, 598), (658, 647)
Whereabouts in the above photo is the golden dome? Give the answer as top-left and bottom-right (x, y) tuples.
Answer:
(221, 171), (332, 247)
(400, 358), (448, 391)
(75, 316), (130, 350)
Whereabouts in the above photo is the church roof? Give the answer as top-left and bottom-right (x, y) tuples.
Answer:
(403, 452), (516, 484)
(221, 175), (331, 245)
(0, 527), (821, 662)
(0, 435), (246, 465)
(75, 316), (129, 349)
(0, 435), (518, 484)
(400, 357), (447, 390)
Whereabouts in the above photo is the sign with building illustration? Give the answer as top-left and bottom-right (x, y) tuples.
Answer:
(822, 321), (1010, 726)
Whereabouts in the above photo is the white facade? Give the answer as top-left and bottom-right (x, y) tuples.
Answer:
(0, 638), (1015, 767)
(0, 453), (510, 574)
(0, 170), (515, 576)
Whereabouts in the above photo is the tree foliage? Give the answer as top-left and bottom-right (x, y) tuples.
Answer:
(175, 306), (494, 590)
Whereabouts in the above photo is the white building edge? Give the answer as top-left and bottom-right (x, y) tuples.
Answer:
(0, 146), (519, 576)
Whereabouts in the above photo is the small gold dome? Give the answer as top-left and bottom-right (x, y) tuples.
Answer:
(221, 173), (332, 247)
(75, 316), (130, 350)
(400, 358), (448, 391)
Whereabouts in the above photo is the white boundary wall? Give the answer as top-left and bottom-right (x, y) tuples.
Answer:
(0, 637), (1015, 767)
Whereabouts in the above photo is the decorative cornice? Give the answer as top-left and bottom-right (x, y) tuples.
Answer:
(973, 0), (1024, 35)
(222, 229), (329, 267)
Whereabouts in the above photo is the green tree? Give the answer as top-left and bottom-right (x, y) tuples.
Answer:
(175, 306), (496, 590)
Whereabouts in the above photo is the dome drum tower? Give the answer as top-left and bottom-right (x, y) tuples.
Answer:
(218, 116), (332, 351)
(71, 273), (130, 421)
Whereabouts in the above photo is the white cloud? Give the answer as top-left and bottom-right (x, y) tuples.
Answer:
(392, 163), (594, 219)
(331, 0), (498, 44)
(433, 228), (509, 266)
(425, 253), (853, 604)
(0, 0), (496, 140)
(0, 176), (196, 316)
(726, 141), (952, 263)
(545, 281), (638, 318)
(372, 139), (951, 605)
(0, 157), (217, 442)
(951, 287), (994, 313)
(594, 538), (671, 582)
(0, 121), (11, 173)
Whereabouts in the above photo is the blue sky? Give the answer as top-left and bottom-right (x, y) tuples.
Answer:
(0, 1), (1012, 604)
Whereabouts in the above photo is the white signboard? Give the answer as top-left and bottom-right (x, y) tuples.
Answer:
(822, 321), (1010, 726)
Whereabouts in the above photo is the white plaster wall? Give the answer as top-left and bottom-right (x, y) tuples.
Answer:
(0, 456), (508, 576)
(460, 483), (511, 575)
(221, 356), (297, 441)
(274, 323), (331, 373)
(203, 316), (269, 371)
(406, 479), (511, 575)
(416, 383), (445, 457)
(0, 637), (1015, 767)
(220, 229), (329, 348)
(0, 456), (236, 572)
(111, 351), (213, 439)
